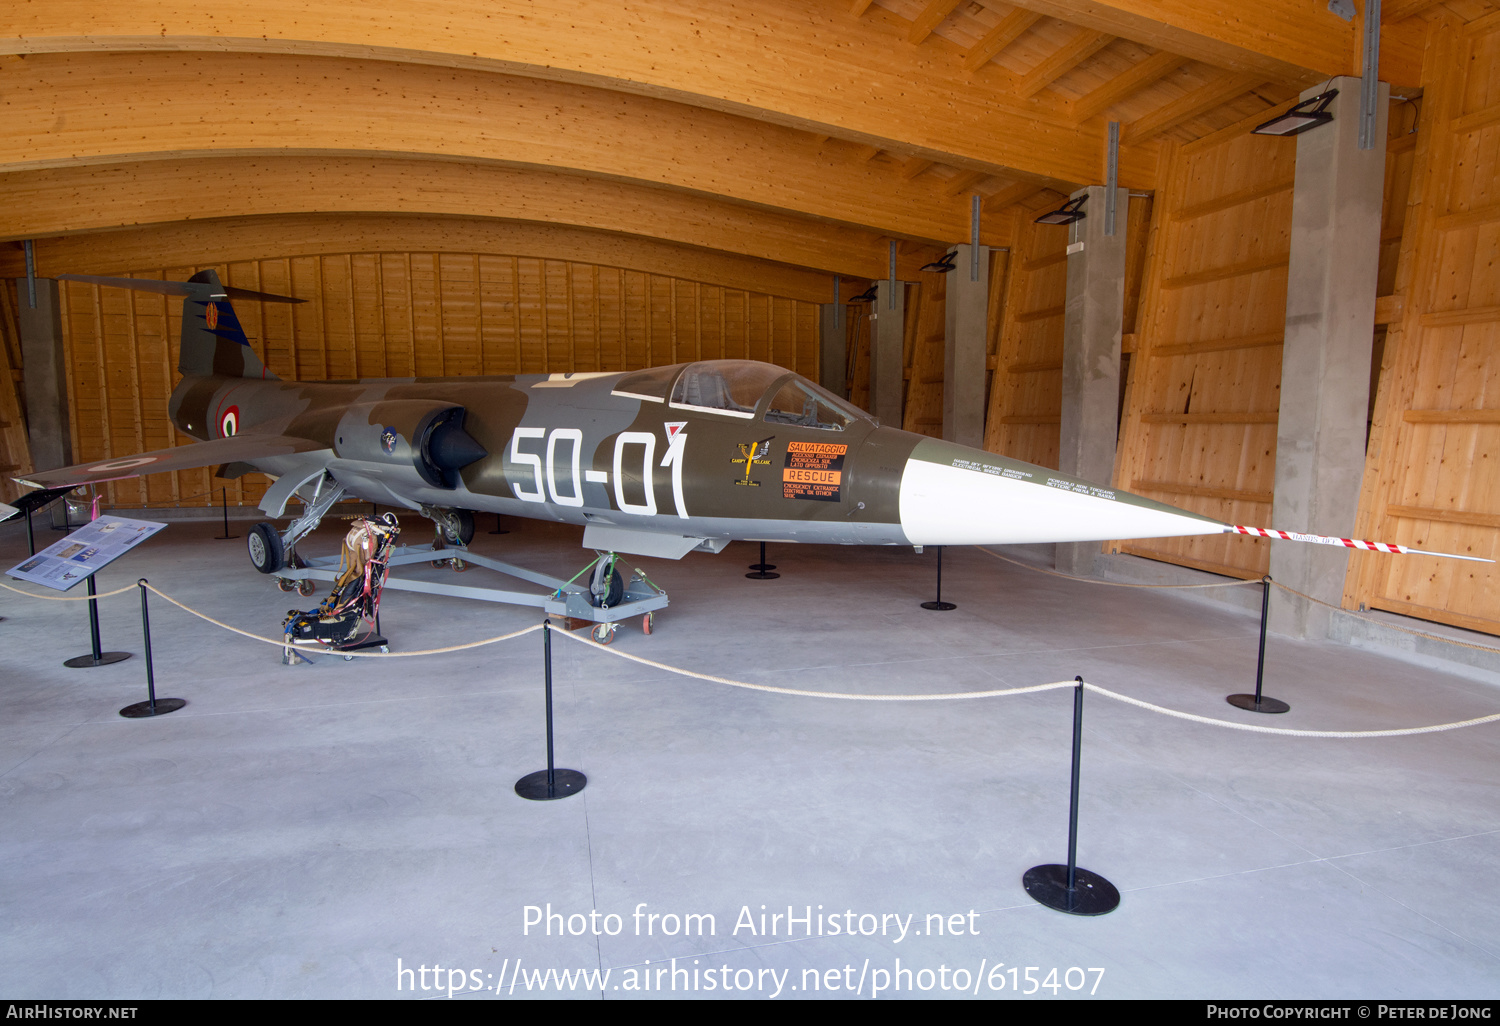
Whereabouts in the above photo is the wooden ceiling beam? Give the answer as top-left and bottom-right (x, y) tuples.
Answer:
(7, 214), (840, 304)
(1120, 72), (1263, 145)
(0, 156), (917, 280)
(989, 0), (1424, 86)
(1070, 50), (1191, 122)
(909, 0), (965, 44)
(1016, 29), (1116, 99)
(942, 169), (991, 197)
(0, 51), (995, 246)
(902, 157), (936, 180)
(1382, 0), (1444, 23)
(982, 181), (1043, 213)
(6, 0), (1153, 187)
(962, 10), (1043, 71)
(851, 0), (876, 16)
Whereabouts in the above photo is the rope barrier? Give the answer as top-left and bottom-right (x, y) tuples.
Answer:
(140, 583), (544, 657)
(977, 545), (1500, 656)
(1083, 683), (1500, 738)
(1, 580), (139, 602)
(551, 627), (1500, 737)
(549, 626), (1078, 701)
(1268, 579), (1500, 656)
(5, 572), (1499, 734)
(977, 546), (1262, 589)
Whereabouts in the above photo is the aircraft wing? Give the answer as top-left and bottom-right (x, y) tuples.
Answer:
(14, 434), (331, 489)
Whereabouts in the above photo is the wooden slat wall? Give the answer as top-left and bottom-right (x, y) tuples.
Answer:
(1111, 121), (1298, 579)
(901, 270), (948, 438)
(982, 204), (1069, 469)
(1346, 12), (1500, 635)
(0, 282), (34, 503)
(57, 253), (821, 510)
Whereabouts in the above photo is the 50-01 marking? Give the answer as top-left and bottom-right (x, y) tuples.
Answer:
(507, 425), (688, 518)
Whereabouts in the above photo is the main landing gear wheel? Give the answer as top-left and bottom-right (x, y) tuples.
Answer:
(453, 509), (475, 546)
(642, 612), (654, 635)
(248, 523), (285, 574)
(591, 623), (617, 645)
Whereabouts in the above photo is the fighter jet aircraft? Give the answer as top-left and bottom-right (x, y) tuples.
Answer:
(17, 271), (1482, 597)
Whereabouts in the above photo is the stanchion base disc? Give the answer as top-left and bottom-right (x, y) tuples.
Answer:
(64, 651), (131, 668)
(920, 600), (957, 611)
(119, 698), (186, 718)
(1023, 864), (1120, 916)
(216, 534), (239, 541)
(1226, 694), (1290, 714)
(748, 563), (777, 572)
(515, 768), (587, 801)
(745, 570), (780, 579)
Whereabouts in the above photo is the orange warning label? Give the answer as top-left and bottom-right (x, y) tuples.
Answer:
(784, 442), (847, 501)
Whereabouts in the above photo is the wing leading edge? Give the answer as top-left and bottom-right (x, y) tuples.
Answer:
(15, 434), (331, 490)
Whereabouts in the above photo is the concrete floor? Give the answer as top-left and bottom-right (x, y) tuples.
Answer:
(2, 515), (1498, 1000)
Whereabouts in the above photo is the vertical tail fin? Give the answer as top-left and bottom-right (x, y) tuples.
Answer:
(57, 270), (303, 379)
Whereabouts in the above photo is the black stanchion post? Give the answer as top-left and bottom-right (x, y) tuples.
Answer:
(515, 620), (586, 800)
(64, 574), (131, 668)
(1227, 575), (1290, 714)
(489, 512), (509, 535)
(921, 545), (957, 611)
(746, 541), (779, 579)
(1023, 677), (1120, 916)
(217, 488), (238, 540)
(120, 580), (186, 718)
(25, 506), (35, 555)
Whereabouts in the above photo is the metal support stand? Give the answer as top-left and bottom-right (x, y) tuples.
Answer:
(1024, 677), (1120, 916)
(921, 545), (957, 610)
(25, 507), (35, 556)
(746, 542), (779, 579)
(489, 513), (509, 535)
(216, 488), (238, 540)
(120, 580), (186, 718)
(64, 574), (132, 668)
(1227, 576), (1290, 714)
(515, 621), (586, 801)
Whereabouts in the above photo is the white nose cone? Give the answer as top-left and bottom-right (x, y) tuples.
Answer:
(898, 440), (1225, 547)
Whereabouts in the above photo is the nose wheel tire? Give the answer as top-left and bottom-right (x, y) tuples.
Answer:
(248, 523), (285, 574)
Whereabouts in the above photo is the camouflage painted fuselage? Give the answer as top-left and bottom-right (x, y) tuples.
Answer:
(167, 361), (1225, 555)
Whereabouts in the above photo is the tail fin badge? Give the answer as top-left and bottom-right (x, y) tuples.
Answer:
(205, 302), (219, 330)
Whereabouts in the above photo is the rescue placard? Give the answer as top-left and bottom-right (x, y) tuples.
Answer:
(783, 441), (847, 501)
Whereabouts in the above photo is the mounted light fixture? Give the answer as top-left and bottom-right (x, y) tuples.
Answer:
(1033, 195), (1086, 226)
(920, 251), (957, 274)
(1252, 90), (1338, 137)
(849, 285), (879, 303)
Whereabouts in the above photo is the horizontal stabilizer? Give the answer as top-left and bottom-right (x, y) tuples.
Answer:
(57, 274), (305, 304)
(1228, 525), (1494, 563)
(15, 435), (331, 489)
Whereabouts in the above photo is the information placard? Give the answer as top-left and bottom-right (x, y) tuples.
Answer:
(6, 515), (166, 591)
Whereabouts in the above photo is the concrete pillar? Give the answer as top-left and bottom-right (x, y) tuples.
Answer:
(943, 245), (989, 448)
(1056, 185), (1129, 576)
(868, 281), (905, 427)
(1269, 77), (1389, 638)
(819, 303), (847, 398)
(17, 277), (71, 472)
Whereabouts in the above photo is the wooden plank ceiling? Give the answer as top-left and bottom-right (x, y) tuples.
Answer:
(0, 0), (1448, 289)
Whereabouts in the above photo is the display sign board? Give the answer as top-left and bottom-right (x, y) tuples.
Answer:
(6, 515), (166, 591)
